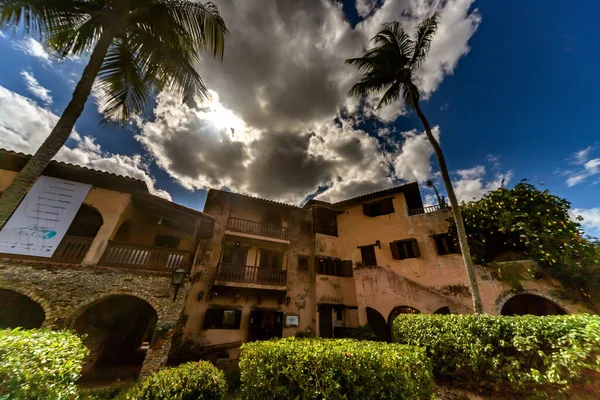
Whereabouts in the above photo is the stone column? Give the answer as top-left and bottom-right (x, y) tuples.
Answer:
(139, 328), (176, 377)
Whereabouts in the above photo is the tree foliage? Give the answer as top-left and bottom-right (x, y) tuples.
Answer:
(456, 180), (600, 305)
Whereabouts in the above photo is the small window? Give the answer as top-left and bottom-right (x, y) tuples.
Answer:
(300, 221), (313, 236)
(336, 308), (343, 321)
(390, 239), (420, 260)
(362, 198), (395, 217)
(298, 255), (309, 272)
(432, 234), (459, 255)
(314, 208), (338, 237)
(202, 308), (242, 329)
(154, 235), (180, 249)
(360, 245), (377, 266)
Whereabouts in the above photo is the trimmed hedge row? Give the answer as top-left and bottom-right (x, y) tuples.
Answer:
(120, 361), (227, 399)
(392, 314), (600, 388)
(239, 337), (433, 399)
(0, 328), (88, 400)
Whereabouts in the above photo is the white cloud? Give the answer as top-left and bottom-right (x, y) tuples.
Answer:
(572, 208), (600, 237)
(356, 0), (378, 18)
(563, 146), (600, 187)
(453, 165), (513, 203)
(13, 37), (51, 61)
(392, 127), (439, 183)
(20, 70), (52, 105)
(0, 85), (169, 199)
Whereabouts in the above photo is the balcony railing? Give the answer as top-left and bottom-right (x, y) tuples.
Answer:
(215, 263), (287, 286)
(0, 235), (93, 264)
(99, 241), (192, 272)
(408, 204), (450, 216)
(226, 217), (288, 240)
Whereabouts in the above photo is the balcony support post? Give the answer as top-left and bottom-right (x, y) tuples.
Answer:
(81, 211), (122, 266)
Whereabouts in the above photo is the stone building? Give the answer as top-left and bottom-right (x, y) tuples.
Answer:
(177, 183), (581, 360)
(0, 149), (214, 380)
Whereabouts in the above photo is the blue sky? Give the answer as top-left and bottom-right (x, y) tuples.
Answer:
(0, 0), (598, 236)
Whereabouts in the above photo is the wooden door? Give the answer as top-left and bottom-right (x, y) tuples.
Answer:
(318, 305), (333, 338)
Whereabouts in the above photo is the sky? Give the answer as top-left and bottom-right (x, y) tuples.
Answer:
(0, 0), (599, 236)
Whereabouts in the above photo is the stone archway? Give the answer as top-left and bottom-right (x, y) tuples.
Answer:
(388, 306), (420, 327)
(0, 288), (46, 329)
(500, 293), (567, 316)
(67, 204), (104, 238)
(74, 294), (158, 383)
(366, 307), (391, 342)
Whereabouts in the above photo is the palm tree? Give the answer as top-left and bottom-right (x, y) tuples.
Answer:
(346, 14), (483, 313)
(0, 0), (228, 227)
(425, 179), (444, 207)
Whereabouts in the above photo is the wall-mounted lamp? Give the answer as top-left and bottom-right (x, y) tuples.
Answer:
(172, 268), (186, 301)
(197, 290), (205, 301)
(375, 240), (381, 249)
(235, 241), (241, 246)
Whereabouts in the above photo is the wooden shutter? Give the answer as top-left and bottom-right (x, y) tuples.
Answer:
(390, 242), (402, 260)
(341, 260), (353, 277)
(233, 309), (242, 329)
(361, 246), (377, 266)
(381, 198), (395, 214)
(411, 239), (420, 258)
(362, 203), (373, 217)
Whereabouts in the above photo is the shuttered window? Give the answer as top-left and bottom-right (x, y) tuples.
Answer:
(298, 255), (309, 272)
(390, 239), (420, 260)
(202, 308), (242, 329)
(316, 257), (353, 277)
(362, 197), (395, 217)
(432, 234), (460, 255)
(360, 245), (377, 266)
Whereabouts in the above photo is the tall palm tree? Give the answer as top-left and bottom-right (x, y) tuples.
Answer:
(0, 0), (228, 227)
(346, 14), (483, 313)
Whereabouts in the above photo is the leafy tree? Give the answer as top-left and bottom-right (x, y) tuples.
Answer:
(459, 180), (600, 307)
(0, 0), (228, 227)
(346, 15), (483, 313)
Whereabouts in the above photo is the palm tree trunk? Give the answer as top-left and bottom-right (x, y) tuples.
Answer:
(0, 30), (114, 229)
(408, 84), (484, 314)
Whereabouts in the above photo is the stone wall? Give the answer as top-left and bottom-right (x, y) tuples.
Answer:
(0, 260), (188, 377)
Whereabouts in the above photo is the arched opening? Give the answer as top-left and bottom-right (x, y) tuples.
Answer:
(113, 220), (135, 242)
(366, 307), (391, 342)
(501, 294), (567, 316)
(388, 306), (420, 331)
(75, 295), (158, 383)
(0, 289), (45, 329)
(67, 204), (103, 238)
(434, 306), (451, 315)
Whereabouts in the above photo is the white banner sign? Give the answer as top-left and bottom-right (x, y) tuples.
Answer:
(0, 176), (92, 257)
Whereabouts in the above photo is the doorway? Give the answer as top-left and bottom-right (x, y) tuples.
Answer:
(247, 310), (283, 341)
(318, 305), (333, 338)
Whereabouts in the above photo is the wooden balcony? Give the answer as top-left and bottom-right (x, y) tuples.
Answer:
(0, 235), (93, 264)
(99, 241), (192, 272)
(408, 204), (450, 216)
(215, 263), (287, 287)
(226, 217), (288, 241)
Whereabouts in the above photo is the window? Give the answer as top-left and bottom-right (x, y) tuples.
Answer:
(336, 308), (343, 321)
(314, 208), (338, 237)
(298, 255), (309, 272)
(300, 220), (313, 236)
(202, 308), (242, 329)
(390, 239), (420, 260)
(432, 234), (460, 255)
(359, 245), (377, 266)
(154, 235), (180, 249)
(362, 197), (395, 217)
(259, 249), (283, 269)
(316, 257), (353, 277)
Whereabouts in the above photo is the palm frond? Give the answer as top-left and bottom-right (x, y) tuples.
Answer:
(376, 81), (401, 110)
(411, 12), (438, 68)
(374, 21), (414, 59)
(95, 35), (152, 122)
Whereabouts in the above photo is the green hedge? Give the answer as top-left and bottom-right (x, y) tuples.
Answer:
(120, 361), (227, 399)
(239, 337), (433, 399)
(0, 328), (88, 400)
(392, 314), (600, 388)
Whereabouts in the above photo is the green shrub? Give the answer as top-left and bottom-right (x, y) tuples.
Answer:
(239, 337), (433, 399)
(121, 361), (227, 399)
(392, 314), (600, 389)
(79, 382), (132, 399)
(0, 328), (88, 400)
